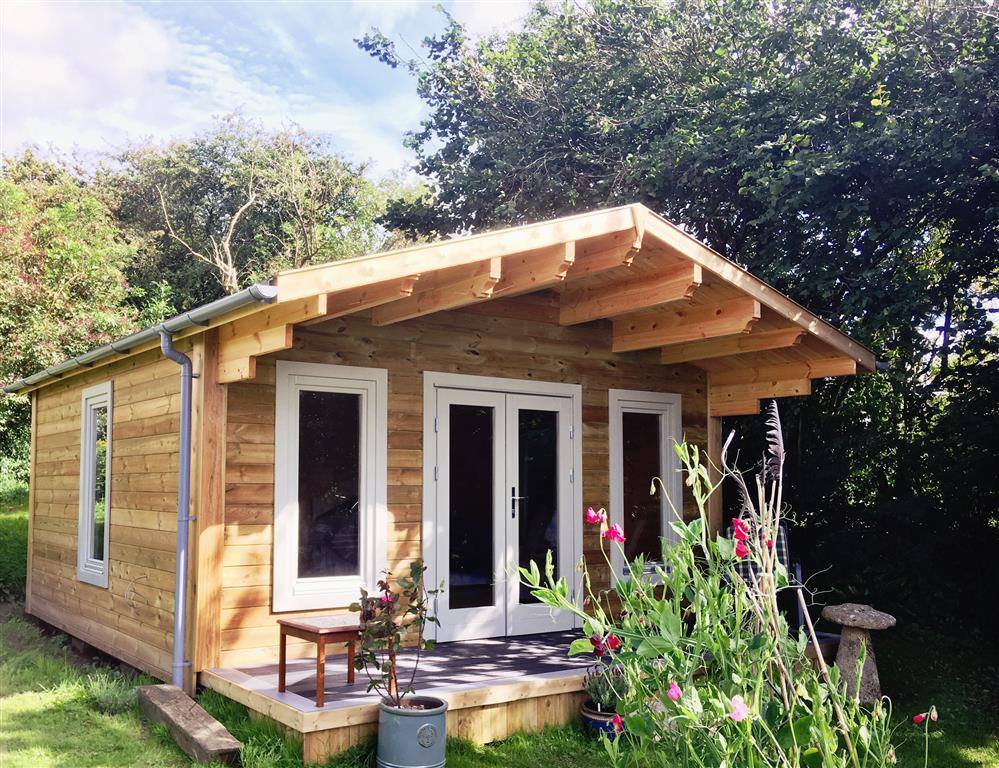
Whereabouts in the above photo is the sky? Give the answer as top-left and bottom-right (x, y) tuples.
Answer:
(1, 1), (532, 176)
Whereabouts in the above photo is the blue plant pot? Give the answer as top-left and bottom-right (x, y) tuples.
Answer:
(376, 696), (448, 768)
(580, 699), (622, 736)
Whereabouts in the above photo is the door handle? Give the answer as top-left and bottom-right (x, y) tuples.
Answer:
(511, 487), (526, 518)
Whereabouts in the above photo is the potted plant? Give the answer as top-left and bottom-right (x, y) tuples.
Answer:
(351, 560), (445, 768)
(580, 662), (630, 735)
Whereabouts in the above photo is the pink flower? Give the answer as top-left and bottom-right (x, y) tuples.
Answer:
(912, 713), (926, 724)
(734, 540), (750, 559)
(585, 506), (607, 525)
(667, 682), (683, 701)
(931, 708), (939, 722)
(379, 593), (393, 604)
(732, 517), (750, 541)
(610, 713), (624, 733)
(603, 523), (627, 543)
(728, 694), (750, 722)
(605, 634), (621, 652)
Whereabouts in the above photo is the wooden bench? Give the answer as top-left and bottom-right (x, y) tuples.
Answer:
(276, 616), (361, 708)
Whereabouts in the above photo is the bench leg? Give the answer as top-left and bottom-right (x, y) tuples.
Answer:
(316, 637), (326, 708)
(347, 638), (355, 685)
(277, 629), (287, 693)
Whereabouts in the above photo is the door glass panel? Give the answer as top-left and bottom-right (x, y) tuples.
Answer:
(517, 409), (558, 604)
(622, 411), (662, 562)
(448, 404), (495, 609)
(91, 406), (108, 561)
(297, 390), (361, 578)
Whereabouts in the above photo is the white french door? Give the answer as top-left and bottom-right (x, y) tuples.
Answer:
(425, 375), (580, 642)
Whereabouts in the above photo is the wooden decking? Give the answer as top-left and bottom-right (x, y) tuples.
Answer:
(200, 631), (593, 763)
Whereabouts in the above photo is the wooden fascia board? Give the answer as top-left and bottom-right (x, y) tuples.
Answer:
(659, 327), (806, 365)
(612, 297), (761, 353)
(274, 205), (638, 302)
(643, 212), (876, 372)
(370, 258), (503, 325)
(711, 378), (812, 404)
(709, 357), (857, 386)
(560, 263), (702, 325)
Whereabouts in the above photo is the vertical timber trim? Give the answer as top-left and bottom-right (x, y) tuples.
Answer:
(25, 391), (37, 615)
(706, 377), (723, 537)
(190, 329), (226, 690)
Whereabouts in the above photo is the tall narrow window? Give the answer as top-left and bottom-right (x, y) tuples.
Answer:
(274, 362), (387, 611)
(609, 390), (682, 578)
(77, 381), (112, 587)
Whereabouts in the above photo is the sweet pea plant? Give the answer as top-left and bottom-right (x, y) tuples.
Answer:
(522, 403), (898, 767)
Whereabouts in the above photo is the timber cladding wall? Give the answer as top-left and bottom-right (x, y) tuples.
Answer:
(219, 304), (707, 669)
(28, 345), (187, 680)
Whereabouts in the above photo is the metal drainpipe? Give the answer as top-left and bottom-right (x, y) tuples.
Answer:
(159, 330), (195, 689)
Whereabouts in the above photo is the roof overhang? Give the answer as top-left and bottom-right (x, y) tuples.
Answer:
(9, 204), (876, 417)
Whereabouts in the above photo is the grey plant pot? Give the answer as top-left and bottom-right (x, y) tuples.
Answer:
(376, 696), (448, 768)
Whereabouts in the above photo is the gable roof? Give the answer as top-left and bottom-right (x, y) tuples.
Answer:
(6, 204), (876, 416)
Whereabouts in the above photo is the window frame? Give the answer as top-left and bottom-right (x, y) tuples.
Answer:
(273, 361), (388, 612)
(608, 389), (683, 580)
(77, 381), (112, 588)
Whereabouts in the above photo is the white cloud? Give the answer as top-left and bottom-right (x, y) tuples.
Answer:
(0, 1), (423, 172)
(450, 0), (533, 37)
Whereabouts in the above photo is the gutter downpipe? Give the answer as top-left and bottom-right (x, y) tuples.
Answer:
(159, 330), (194, 689)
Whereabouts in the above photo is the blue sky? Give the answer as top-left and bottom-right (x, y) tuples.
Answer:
(1, 1), (531, 175)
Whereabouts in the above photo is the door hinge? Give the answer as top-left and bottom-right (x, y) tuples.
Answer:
(434, 416), (439, 433)
(569, 468), (575, 484)
(434, 465), (439, 482)
(569, 424), (574, 440)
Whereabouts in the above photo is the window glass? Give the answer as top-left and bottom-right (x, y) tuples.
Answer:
(91, 405), (108, 562)
(622, 410), (662, 562)
(517, 409), (558, 604)
(448, 404), (495, 609)
(297, 390), (361, 578)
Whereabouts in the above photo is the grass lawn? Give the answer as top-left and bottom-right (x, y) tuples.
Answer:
(0, 483), (995, 767)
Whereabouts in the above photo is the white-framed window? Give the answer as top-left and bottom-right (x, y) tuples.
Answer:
(608, 389), (682, 578)
(273, 361), (388, 612)
(77, 381), (112, 587)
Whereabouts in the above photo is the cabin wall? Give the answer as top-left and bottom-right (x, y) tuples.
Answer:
(28, 345), (186, 680)
(218, 306), (708, 669)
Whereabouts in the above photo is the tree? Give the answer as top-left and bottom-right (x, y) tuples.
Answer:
(0, 152), (138, 476)
(105, 116), (387, 306)
(362, 0), (999, 625)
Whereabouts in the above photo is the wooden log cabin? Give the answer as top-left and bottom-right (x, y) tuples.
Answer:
(8, 204), (876, 762)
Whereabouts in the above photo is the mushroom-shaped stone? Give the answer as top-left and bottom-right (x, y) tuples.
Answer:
(821, 603), (896, 705)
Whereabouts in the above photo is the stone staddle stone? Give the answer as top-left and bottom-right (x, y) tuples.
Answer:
(821, 603), (896, 705)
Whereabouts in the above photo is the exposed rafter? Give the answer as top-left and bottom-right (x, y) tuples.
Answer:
(659, 327), (805, 365)
(709, 358), (856, 386)
(371, 258), (503, 326)
(301, 276), (421, 326)
(560, 263), (702, 325)
(217, 295), (327, 383)
(493, 243), (575, 299)
(612, 297), (761, 353)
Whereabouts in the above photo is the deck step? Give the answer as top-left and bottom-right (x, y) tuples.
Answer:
(137, 684), (241, 765)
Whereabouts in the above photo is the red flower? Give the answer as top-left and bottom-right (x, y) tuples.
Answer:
(732, 517), (750, 542)
(589, 634), (605, 655)
(610, 713), (624, 733)
(603, 523), (627, 543)
(912, 713), (926, 724)
(735, 540), (750, 558)
(585, 507), (607, 525)
(605, 634), (621, 652)
(379, 593), (393, 604)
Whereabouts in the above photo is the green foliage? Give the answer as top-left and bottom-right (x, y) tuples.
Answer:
(0, 481), (29, 601)
(583, 663), (631, 712)
(81, 670), (138, 715)
(523, 410), (898, 767)
(0, 152), (139, 480)
(363, 0), (999, 632)
(105, 115), (389, 306)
